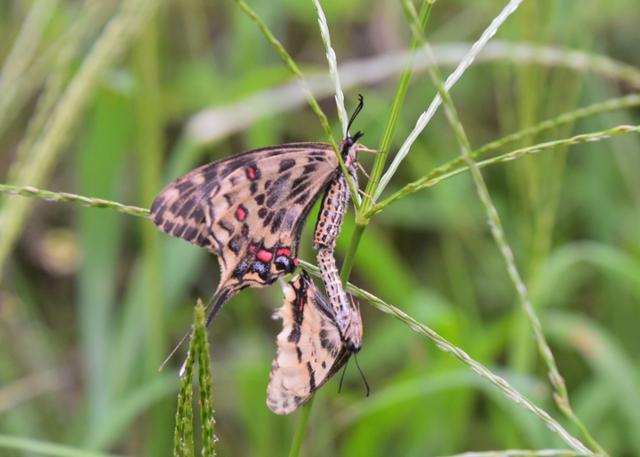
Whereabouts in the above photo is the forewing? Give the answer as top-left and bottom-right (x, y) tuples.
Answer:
(267, 271), (350, 415)
(149, 143), (338, 297)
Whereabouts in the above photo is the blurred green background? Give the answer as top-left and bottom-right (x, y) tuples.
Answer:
(1, 0), (639, 456)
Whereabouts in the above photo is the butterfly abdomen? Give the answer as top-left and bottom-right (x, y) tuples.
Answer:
(313, 173), (350, 251)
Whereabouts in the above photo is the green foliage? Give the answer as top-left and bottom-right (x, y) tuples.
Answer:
(174, 300), (216, 457)
(0, 1), (639, 456)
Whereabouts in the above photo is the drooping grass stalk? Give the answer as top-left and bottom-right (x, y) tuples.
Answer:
(358, 0), (433, 221)
(367, 123), (640, 217)
(0, 184), (150, 217)
(0, 0), (162, 277)
(232, 0), (361, 210)
(174, 299), (216, 457)
(374, 0), (524, 201)
(415, 36), (606, 455)
(297, 259), (591, 455)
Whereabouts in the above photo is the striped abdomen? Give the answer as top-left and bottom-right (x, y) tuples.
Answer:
(313, 168), (361, 350)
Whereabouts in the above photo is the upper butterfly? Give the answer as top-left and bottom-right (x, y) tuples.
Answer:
(149, 99), (365, 325)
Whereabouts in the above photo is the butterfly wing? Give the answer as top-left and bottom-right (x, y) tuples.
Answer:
(267, 271), (352, 415)
(149, 142), (339, 309)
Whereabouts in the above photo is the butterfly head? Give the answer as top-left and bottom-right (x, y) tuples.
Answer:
(341, 94), (366, 166)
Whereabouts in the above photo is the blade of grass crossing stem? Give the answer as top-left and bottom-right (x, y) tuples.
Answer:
(174, 299), (216, 457)
(359, 0), (433, 220)
(416, 35), (606, 454)
(231, 0), (361, 208)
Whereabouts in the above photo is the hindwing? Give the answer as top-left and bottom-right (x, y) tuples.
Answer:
(267, 270), (358, 415)
(149, 143), (339, 307)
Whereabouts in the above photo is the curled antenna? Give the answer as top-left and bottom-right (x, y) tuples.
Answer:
(353, 353), (371, 397)
(347, 94), (364, 135)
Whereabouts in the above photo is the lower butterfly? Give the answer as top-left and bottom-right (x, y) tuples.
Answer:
(267, 270), (362, 414)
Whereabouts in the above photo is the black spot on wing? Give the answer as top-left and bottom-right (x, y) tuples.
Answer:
(307, 362), (316, 391)
(279, 159), (296, 172)
(271, 208), (286, 234)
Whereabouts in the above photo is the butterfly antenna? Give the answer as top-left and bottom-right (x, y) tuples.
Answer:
(338, 358), (351, 394)
(158, 289), (225, 373)
(353, 353), (370, 397)
(159, 327), (193, 372)
(347, 94), (364, 135)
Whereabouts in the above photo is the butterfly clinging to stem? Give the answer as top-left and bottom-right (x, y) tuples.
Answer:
(149, 96), (367, 331)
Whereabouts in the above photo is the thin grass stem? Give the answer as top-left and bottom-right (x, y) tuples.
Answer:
(297, 259), (591, 456)
(368, 123), (640, 217)
(311, 0), (348, 136)
(287, 396), (314, 457)
(232, 0), (359, 209)
(375, 0), (524, 201)
(359, 0), (433, 222)
(0, 184), (150, 218)
(415, 36), (606, 455)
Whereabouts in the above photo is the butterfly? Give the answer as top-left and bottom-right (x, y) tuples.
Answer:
(267, 270), (363, 414)
(149, 96), (366, 328)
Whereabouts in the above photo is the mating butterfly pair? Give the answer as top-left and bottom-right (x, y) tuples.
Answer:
(149, 98), (366, 414)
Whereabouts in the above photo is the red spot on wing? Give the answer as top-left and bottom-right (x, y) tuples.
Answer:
(257, 249), (273, 262)
(246, 165), (258, 180)
(292, 258), (299, 267)
(276, 248), (291, 257)
(235, 205), (247, 221)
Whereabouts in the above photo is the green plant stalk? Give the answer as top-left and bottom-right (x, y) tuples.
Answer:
(297, 259), (591, 455)
(287, 396), (314, 457)
(368, 123), (640, 218)
(419, 39), (605, 455)
(194, 300), (216, 457)
(359, 0), (433, 221)
(232, 0), (360, 210)
(174, 316), (196, 457)
(0, 0), (161, 277)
